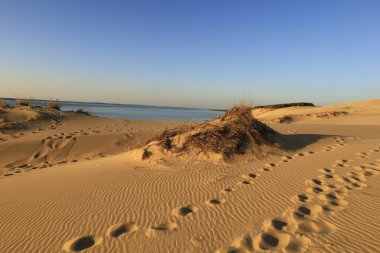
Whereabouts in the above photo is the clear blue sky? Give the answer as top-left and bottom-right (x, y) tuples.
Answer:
(1, 0), (379, 108)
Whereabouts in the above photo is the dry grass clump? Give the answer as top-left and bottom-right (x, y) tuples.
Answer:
(142, 104), (280, 161)
(314, 111), (348, 118)
(75, 108), (90, 115)
(46, 100), (61, 110)
(0, 99), (6, 108)
(275, 115), (293, 123)
(16, 98), (32, 107)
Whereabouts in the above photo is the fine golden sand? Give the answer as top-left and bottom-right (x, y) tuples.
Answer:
(0, 99), (379, 252)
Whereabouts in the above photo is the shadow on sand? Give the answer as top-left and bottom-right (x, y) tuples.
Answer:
(279, 133), (332, 151)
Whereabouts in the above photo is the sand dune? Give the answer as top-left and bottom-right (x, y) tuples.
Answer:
(0, 99), (380, 252)
(252, 99), (380, 125)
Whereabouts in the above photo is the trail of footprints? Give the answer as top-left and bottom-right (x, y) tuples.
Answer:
(60, 137), (369, 252)
(1, 125), (137, 177)
(61, 149), (320, 252)
(356, 147), (379, 160)
(2, 135), (347, 251)
(2, 130), (84, 177)
(321, 137), (347, 152)
(0, 120), (62, 143)
(220, 151), (380, 252)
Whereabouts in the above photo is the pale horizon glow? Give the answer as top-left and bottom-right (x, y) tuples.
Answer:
(1, 1), (379, 109)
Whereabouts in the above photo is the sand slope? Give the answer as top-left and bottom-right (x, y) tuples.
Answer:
(0, 111), (184, 176)
(0, 99), (380, 253)
(252, 99), (380, 125)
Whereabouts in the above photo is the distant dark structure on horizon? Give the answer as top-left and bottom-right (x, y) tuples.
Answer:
(254, 102), (315, 109)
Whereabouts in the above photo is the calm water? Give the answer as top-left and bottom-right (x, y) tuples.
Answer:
(3, 99), (221, 121)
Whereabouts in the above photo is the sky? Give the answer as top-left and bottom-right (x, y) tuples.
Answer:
(1, 0), (379, 109)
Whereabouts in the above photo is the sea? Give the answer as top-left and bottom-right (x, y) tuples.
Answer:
(2, 99), (222, 121)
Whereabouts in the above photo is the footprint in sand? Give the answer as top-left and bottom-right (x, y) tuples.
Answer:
(306, 184), (330, 195)
(265, 163), (277, 168)
(305, 178), (326, 187)
(322, 147), (331, 152)
(320, 171), (339, 180)
(262, 211), (298, 234)
(341, 177), (367, 190)
(332, 159), (351, 168)
(205, 198), (226, 207)
(260, 167), (273, 172)
(356, 152), (367, 159)
(294, 202), (323, 220)
(146, 222), (178, 237)
(259, 163), (277, 172)
(221, 160), (380, 253)
(281, 155), (294, 163)
(354, 165), (380, 177)
(241, 173), (259, 180)
(225, 230), (310, 252)
(62, 235), (103, 252)
(238, 179), (255, 185)
(172, 205), (199, 217)
(106, 222), (138, 238)
(291, 193), (314, 204)
(318, 168), (336, 174)
(221, 187), (236, 193)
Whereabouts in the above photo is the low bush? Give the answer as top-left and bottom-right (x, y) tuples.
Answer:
(75, 108), (90, 115)
(46, 100), (61, 110)
(16, 98), (32, 107)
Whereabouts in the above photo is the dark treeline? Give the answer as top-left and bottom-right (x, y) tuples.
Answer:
(254, 102), (315, 109)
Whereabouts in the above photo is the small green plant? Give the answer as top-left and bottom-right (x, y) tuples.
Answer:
(16, 98), (32, 107)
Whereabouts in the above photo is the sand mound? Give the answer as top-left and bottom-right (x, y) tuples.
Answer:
(0, 107), (63, 131)
(135, 105), (281, 161)
(252, 99), (380, 125)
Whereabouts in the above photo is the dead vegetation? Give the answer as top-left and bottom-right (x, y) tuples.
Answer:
(314, 111), (348, 119)
(0, 99), (6, 108)
(16, 98), (32, 107)
(75, 108), (90, 115)
(46, 100), (61, 110)
(141, 105), (281, 161)
(0, 117), (5, 128)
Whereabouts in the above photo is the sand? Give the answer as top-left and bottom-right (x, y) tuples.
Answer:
(0, 99), (379, 253)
